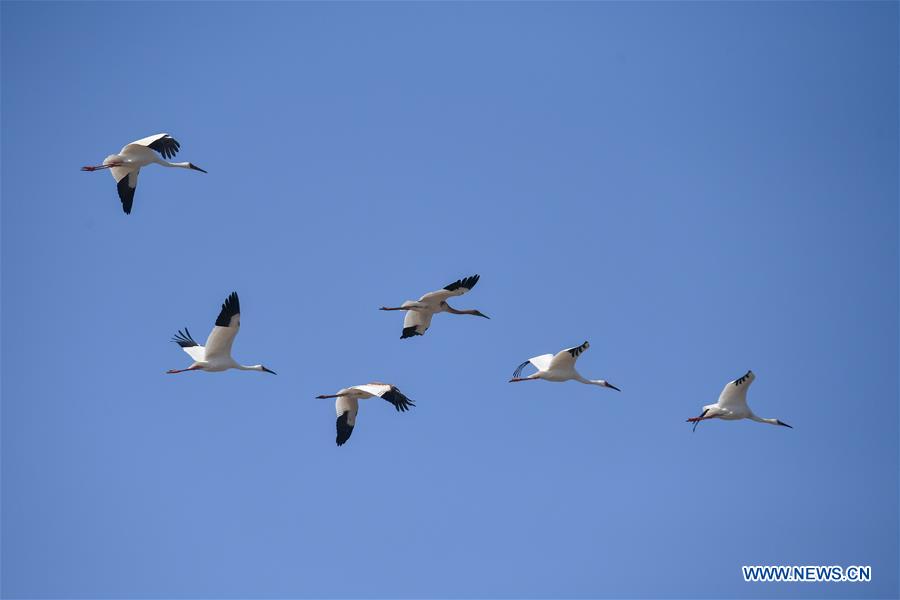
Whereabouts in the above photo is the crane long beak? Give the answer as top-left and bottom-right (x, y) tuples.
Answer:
(189, 163), (208, 173)
(777, 420), (793, 428)
(262, 367), (276, 374)
(606, 382), (621, 392)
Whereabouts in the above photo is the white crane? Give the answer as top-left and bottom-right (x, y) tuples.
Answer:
(315, 383), (415, 446)
(509, 341), (620, 390)
(380, 275), (489, 339)
(686, 370), (792, 431)
(167, 292), (276, 375)
(82, 133), (206, 214)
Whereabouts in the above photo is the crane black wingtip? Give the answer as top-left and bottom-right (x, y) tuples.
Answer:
(382, 388), (415, 412)
(214, 292), (240, 327)
(116, 176), (135, 214)
(147, 135), (180, 160)
(567, 341), (589, 358)
(734, 371), (753, 386)
(400, 326), (422, 339)
(443, 274), (480, 292)
(171, 328), (199, 347)
(512, 360), (530, 379)
(336, 412), (354, 446)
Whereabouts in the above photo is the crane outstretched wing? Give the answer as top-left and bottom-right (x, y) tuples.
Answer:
(171, 328), (205, 362)
(513, 353), (554, 378)
(123, 133), (181, 159)
(418, 274), (481, 303)
(401, 308), (433, 339)
(547, 341), (590, 371)
(717, 370), (755, 410)
(335, 394), (358, 446)
(109, 167), (138, 214)
(353, 384), (416, 412)
(203, 292), (241, 360)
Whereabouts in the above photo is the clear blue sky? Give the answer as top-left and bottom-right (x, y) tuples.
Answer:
(2, 2), (897, 598)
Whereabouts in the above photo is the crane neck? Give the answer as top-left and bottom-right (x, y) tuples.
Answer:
(156, 158), (192, 169)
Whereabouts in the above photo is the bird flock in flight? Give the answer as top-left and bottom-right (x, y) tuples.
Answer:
(83, 133), (793, 445)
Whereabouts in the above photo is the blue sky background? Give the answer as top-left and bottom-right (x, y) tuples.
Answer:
(2, 2), (897, 598)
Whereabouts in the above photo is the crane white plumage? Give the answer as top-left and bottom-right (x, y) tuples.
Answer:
(686, 370), (792, 431)
(167, 292), (276, 375)
(315, 383), (415, 446)
(380, 275), (489, 338)
(509, 341), (620, 390)
(82, 133), (206, 214)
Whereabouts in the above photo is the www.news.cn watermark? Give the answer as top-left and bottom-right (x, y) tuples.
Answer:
(743, 565), (872, 583)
